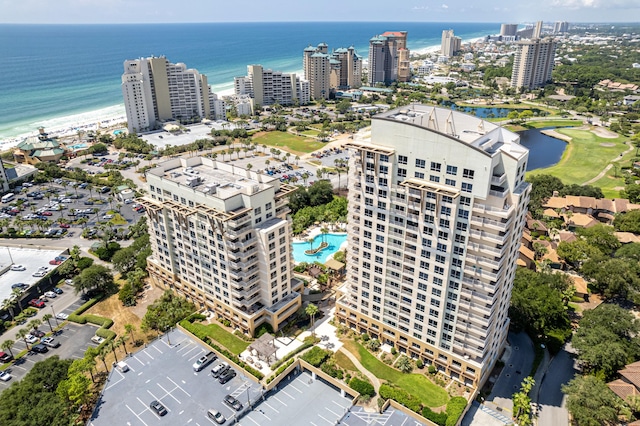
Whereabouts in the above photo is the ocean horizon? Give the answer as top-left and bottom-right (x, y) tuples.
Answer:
(0, 22), (499, 143)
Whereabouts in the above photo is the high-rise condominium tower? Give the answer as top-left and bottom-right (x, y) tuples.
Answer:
(336, 105), (530, 388)
(141, 157), (302, 335)
(441, 30), (461, 58)
(234, 65), (310, 109)
(303, 44), (362, 100)
(121, 56), (224, 134)
(510, 37), (557, 89)
(368, 31), (409, 86)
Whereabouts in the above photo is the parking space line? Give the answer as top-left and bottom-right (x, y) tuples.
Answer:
(188, 349), (204, 361)
(332, 400), (346, 409)
(156, 383), (181, 404)
(146, 389), (163, 405)
(104, 372), (125, 391)
(325, 406), (340, 417)
(264, 401), (279, 413)
(295, 377), (310, 388)
(125, 404), (149, 426)
(318, 413), (334, 425)
(151, 344), (164, 355)
(166, 376), (192, 397)
(143, 351), (154, 360)
(243, 415), (261, 426)
(273, 396), (288, 407)
(288, 384), (303, 394)
(177, 342), (196, 354)
(256, 409), (272, 421)
(131, 356), (146, 366)
(280, 389), (295, 400)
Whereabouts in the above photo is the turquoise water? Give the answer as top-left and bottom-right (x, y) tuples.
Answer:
(292, 233), (347, 264)
(113, 129), (124, 135)
(69, 143), (88, 150)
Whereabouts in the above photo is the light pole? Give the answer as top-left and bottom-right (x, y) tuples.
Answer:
(6, 247), (14, 265)
(51, 305), (59, 327)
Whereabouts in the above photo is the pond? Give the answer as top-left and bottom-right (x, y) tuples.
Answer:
(441, 101), (544, 119)
(292, 233), (347, 264)
(518, 128), (569, 170)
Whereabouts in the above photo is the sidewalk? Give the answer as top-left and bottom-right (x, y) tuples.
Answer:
(530, 348), (551, 405)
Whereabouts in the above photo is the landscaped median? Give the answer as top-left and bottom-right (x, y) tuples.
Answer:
(67, 293), (116, 349)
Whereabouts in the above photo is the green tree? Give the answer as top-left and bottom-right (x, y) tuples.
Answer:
(17, 328), (31, 350)
(111, 246), (137, 275)
(576, 224), (621, 255)
(614, 210), (640, 234)
(396, 355), (413, 373)
(557, 240), (601, 267)
(512, 376), (535, 426)
(141, 290), (195, 332)
(305, 303), (319, 338)
(73, 264), (114, 294)
(562, 375), (620, 426)
(308, 180), (334, 206)
(1, 340), (14, 358)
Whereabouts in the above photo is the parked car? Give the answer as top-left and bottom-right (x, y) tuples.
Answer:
(32, 271), (46, 277)
(11, 283), (29, 291)
(222, 394), (242, 411)
(41, 337), (60, 348)
(53, 287), (63, 294)
(116, 361), (130, 372)
(0, 371), (12, 382)
(49, 259), (62, 265)
(56, 312), (69, 320)
(28, 299), (45, 308)
(31, 329), (45, 338)
(31, 344), (48, 353)
(193, 351), (217, 372)
(91, 335), (105, 344)
(10, 264), (26, 271)
(25, 334), (38, 344)
(150, 400), (167, 417)
(211, 362), (229, 378)
(44, 291), (57, 298)
(218, 369), (237, 384)
(0, 352), (13, 363)
(207, 409), (226, 424)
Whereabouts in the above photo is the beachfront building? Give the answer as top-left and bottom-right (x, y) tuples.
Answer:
(303, 43), (331, 100)
(234, 65), (310, 110)
(121, 56), (225, 134)
(500, 24), (518, 37)
(0, 159), (9, 192)
(303, 44), (362, 100)
(368, 31), (409, 86)
(140, 156), (302, 335)
(510, 36), (557, 89)
(330, 47), (364, 90)
(441, 30), (462, 58)
(553, 21), (570, 34)
(13, 127), (65, 164)
(336, 105), (530, 388)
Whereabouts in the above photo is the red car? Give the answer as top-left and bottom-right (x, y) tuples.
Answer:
(49, 260), (62, 265)
(59, 223), (70, 228)
(41, 211), (53, 216)
(28, 299), (45, 308)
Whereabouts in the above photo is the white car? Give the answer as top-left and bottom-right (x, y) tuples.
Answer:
(56, 312), (69, 320)
(32, 271), (46, 277)
(0, 371), (12, 382)
(10, 265), (26, 271)
(91, 335), (105, 344)
(102, 214), (114, 220)
(25, 334), (38, 344)
(44, 291), (57, 298)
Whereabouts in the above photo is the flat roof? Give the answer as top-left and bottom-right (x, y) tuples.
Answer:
(0, 247), (67, 303)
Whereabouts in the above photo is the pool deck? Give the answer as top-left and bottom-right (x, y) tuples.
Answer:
(292, 226), (348, 264)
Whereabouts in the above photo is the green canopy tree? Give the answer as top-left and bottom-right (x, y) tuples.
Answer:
(562, 375), (621, 426)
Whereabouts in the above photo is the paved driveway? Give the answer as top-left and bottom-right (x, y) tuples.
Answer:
(536, 345), (576, 426)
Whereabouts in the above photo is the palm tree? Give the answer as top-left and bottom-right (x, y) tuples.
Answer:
(1, 340), (15, 358)
(307, 237), (314, 251)
(17, 328), (31, 350)
(302, 172), (310, 186)
(295, 155), (300, 165)
(117, 335), (129, 356)
(125, 324), (136, 346)
(320, 227), (329, 244)
(305, 303), (319, 338)
(246, 163), (253, 172)
(110, 340), (119, 362)
(42, 314), (54, 332)
(1, 297), (17, 321)
(29, 319), (42, 334)
(98, 346), (109, 371)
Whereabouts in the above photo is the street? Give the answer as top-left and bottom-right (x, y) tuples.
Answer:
(535, 345), (576, 426)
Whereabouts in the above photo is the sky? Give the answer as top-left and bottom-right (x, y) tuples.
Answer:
(1, 0), (640, 24)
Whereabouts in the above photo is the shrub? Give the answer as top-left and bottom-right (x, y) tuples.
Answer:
(270, 341), (314, 370)
(266, 358), (295, 384)
(391, 347), (397, 355)
(366, 338), (381, 352)
(422, 406), (447, 426)
(361, 333), (370, 342)
(321, 361), (344, 379)
(76, 257), (94, 270)
(300, 346), (331, 367)
(119, 283), (136, 306)
(186, 313), (207, 322)
(379, 384), (422, 413)
(445, 397), (468, 426)
(428, 365), (437, 374)
(416, 359), (424, 369)
(349, 377), (375, 397)
(255, 322), (273, 338)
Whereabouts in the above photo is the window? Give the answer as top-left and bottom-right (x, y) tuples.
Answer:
(398, 155), (408, 165)
(446, 165), (458, 175)
(397, 168), (407, 177)
(430, 162), (441, 172)
(440, 206), (451, 216)
(461, 183), (473, 193)
(445, 178), (456, 186)
(457, 209), (469, 219)
(416, 159), (426, 169)
(415, 171), (425, 179)
(463, 168), (475, 179)
(429, 175), (440, 183)
(460, 196), (471, 206)
(380, 154), (389, 163)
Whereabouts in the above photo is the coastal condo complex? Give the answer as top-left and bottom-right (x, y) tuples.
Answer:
(234, 65), (310, 110)
(140, 157), (302, 335)
(510, 22), (557, 89)
(368, 31), (410, 86)
(303, 43), (363, 100)
(336, 105), (530, 388)
(441, 30), (462, 58)
(121, 56), (225, 134)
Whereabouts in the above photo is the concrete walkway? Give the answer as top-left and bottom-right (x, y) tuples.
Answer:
(582, 140), (634, 185)
(338, 345), (382, 407)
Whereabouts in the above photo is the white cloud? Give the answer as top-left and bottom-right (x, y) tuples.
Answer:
(441, 3), (448, 8)
(550, 0), (639, 8)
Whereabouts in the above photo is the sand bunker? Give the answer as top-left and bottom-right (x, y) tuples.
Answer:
(591, 126), (619, 139)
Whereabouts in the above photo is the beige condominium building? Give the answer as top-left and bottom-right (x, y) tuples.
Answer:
(336, 105), (530, 388)
(510, 37), (557, 89)
(141, 157), (302, 335)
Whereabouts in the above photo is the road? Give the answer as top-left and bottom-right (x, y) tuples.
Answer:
(535, 345), (576, 426)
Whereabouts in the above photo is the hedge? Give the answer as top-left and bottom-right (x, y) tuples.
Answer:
(180, 320), (264, 380)
(300, 346), (331, 367)
(379, 384), (422, 413)
(266, 358), (295, 384)
(445, 397), (467, 426)
(270, 341), (314, 371)
(422, 406), (447, 426)
(67, 295), (116, 342)
(349, 377), (374, 397)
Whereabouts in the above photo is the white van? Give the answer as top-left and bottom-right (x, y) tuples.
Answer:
(116, 361), (129, 372)
(1, 193), (15, 203)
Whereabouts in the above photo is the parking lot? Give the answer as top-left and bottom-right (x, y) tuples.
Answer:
(90, 328), (263, 426)
(0, 247), (66, 303)
(0, 288), (103, 390)
(238, 370), (353, 426)
(340, 406), (427, 426)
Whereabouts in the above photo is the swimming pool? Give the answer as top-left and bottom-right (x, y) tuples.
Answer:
(68, 143), (88, 150)
(292, 233), (347, 263)
(113, 129), (125, 135)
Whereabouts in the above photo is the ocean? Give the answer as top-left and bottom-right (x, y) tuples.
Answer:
(0, 22), (499, 143)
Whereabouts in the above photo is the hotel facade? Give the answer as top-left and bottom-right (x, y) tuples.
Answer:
(141, 157), (302, 335)
(234, 64), (310, 110)
(336, 105), (530, 388)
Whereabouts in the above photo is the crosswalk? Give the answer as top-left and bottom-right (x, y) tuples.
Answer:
(475, 401), (513, 424)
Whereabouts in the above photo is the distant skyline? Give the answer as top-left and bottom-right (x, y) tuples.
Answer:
(2, 0), (640, 24)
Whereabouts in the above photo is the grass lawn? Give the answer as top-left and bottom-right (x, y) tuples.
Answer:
(334, 351), (358, 372)
(252, 131), (325, 155)
(505, 119), (583, 132)
(590, 152), (637, 198)
(108, 212), (127, 225)
(342, 340), (449, 408)
(301, 129), (320, 137)
(526, 128), (627, 185)
(184, 322), (249, 355)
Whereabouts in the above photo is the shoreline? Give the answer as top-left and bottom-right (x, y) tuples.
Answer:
(0, 35), (485, 149)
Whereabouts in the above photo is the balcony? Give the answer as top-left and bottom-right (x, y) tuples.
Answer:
(470, 216), (511, 232)
(466, 242), (504, 258)
(468, 229), (508, 245)
(466, 254), (500, 269)
(472, 202), (513, 219)
(458, 299), (492, 317)
(226, 225), (250, 240)
(226, 239), (256, 251)
(491, 173), (506, 185)
(464, 265), (498, 281)
(228, 215), (251, 229)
